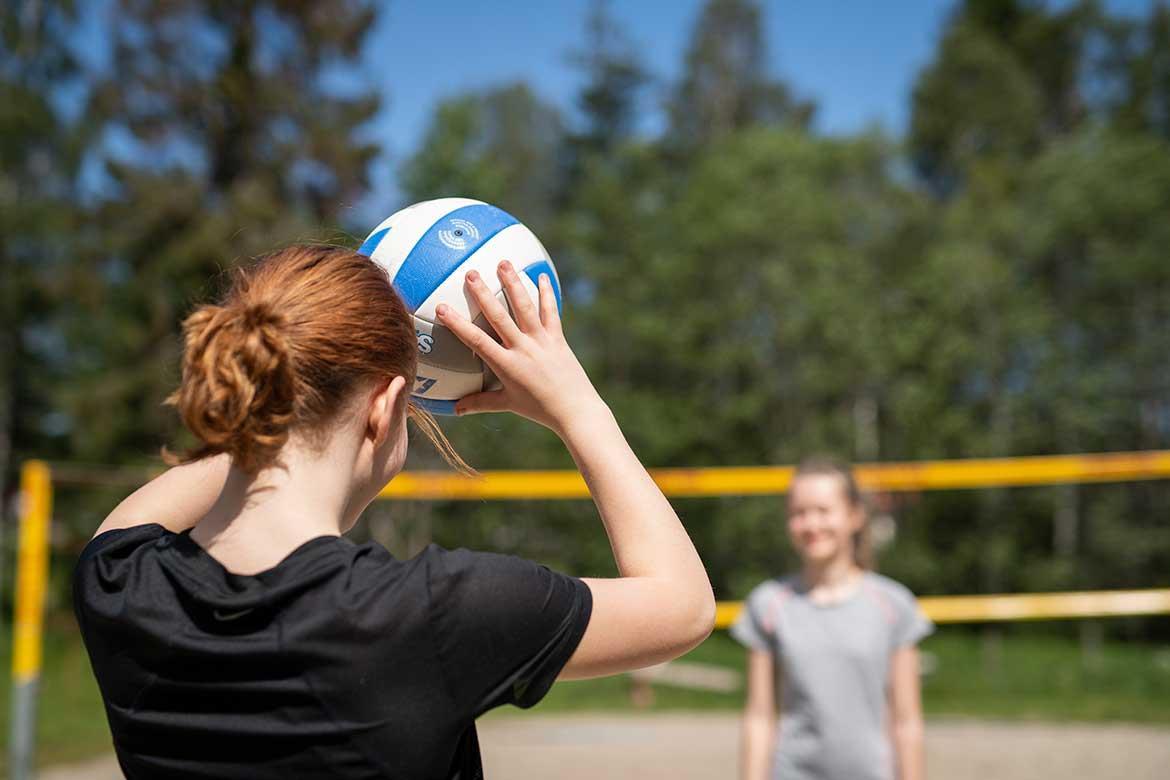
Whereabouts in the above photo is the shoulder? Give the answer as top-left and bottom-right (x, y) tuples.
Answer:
(420, 544), (550, 577)
(863, 573), (919, 605)
(744, 576), (798, 624)
(416, 544), (499, 573)
(864, 573), (935, 647)
(72, 524), (171, 626)
(317, 539), (433, 605)
(74, 523), (171, 587)
(745, 576), (796, 607)
(419, 544), (564, 597)
(730, 576), (796, 650)
(419, 544), (588, 624)
(79, 523), (170, 563)
(859, 572), (924, 623)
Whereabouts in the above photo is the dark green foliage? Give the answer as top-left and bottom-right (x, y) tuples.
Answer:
(60, 0), (382, 465)
(667, 0), (813, 149)
(569, 0), (648, 158)
(1099, 3), (1170, 139)
(401, 83), (565, 236)
(909, 0), (1103, 192)
(0, 0), (84, 485)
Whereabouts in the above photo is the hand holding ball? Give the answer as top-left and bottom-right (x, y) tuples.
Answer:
(358, 198), (563, 415)
(436, 261), (604, 434)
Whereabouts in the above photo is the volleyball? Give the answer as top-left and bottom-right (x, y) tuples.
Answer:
(357, 198), (562, 414)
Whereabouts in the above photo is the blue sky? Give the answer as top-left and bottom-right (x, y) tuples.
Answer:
(71, 0), (1160, 220)
(358, 0), (955, 218)
(356, 0), (1156, 220)
(368, 1), (943, 156)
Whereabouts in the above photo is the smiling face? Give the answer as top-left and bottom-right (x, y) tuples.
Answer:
(786, 472), (865, 566)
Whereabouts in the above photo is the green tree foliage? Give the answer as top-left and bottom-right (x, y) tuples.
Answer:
(62, 0), (381, 462)
(0, 0), (82, 486)
(401, 84), (565, 236)
(569, 0), (648, 158)
(566, 130), (937, 591)
(1101, 2), (1170, 138)
(909, 21), (1044, 192)
(667, 0), (813, 149)
(910, 0), (1103, 192)
(1018, 131), (1170, 592)
(559, 0), (649, 257)
(959, 0), (1095, 134)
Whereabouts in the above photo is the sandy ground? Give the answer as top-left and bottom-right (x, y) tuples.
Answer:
(40, 715), (1170, 779)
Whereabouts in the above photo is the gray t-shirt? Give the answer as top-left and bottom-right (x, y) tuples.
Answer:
(731, 572), (933, 780)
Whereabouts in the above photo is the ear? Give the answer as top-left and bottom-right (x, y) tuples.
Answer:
(367, 376), (409, 447)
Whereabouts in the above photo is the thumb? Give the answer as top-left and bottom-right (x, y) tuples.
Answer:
(455, 389), (509, 416)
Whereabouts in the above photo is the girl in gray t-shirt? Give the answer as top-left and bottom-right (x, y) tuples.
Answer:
(732, 457), (933, 780)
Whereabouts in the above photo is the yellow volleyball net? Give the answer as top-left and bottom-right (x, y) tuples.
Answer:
(376, 450), (1170, 500)
(11, 449), (1170, 775)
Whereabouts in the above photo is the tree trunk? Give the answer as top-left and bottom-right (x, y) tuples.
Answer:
(852, 393), (880, 462)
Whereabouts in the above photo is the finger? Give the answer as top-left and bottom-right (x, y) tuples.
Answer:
(455, 389), (508, 416)
(436, 303), (508, 368)
(537, 272), (562, 334)
(465, 269), (522, 346)
(498, 260), (540, 333)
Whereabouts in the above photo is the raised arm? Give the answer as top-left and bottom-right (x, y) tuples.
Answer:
(92, 454), (231, 539)
(437, 261), (716, 678)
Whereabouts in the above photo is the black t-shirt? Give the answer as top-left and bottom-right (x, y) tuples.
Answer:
(73, 524), (592, 779)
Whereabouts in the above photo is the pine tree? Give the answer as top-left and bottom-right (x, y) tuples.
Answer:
(909, 0), (1100, 192)
(1102, 2), (1170, 139)
(62, 0), (382, 463)
(666, 0), (812, 149)
(0, 0), (82, 487)
(570, 0), (647, 157)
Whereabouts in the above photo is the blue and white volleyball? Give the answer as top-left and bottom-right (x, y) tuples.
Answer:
(357, 198), (562, 415)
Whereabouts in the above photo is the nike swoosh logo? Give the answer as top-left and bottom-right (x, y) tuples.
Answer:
(211, 607), (254, 621)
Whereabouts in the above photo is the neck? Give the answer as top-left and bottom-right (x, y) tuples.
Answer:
(802, 552), (860, 590)
(190, 439), (358, 573)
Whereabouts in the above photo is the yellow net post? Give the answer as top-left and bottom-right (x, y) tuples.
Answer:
(10, 460), (53, 780)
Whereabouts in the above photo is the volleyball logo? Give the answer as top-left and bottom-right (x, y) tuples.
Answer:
(438, 218), (480, 250)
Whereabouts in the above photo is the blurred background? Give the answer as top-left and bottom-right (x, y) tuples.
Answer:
(2, 0), (1169, 777)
